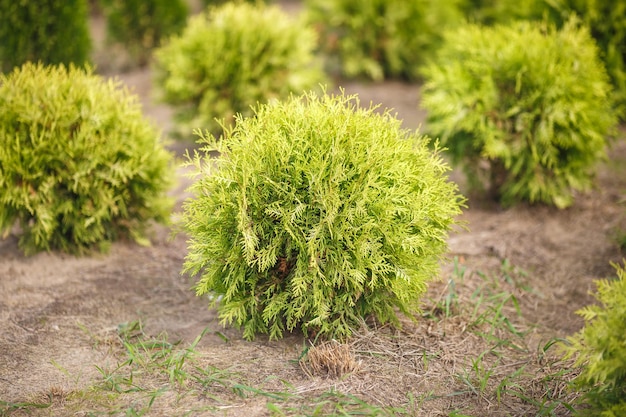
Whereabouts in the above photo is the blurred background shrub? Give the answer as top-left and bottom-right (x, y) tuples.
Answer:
(304, 0), (464, 81)
(201, 0), (267, 7)
(153, 2), (327, 138)
(460, 0), (626, 118)
(421, 19), (616, 208)
(0, 0), (91, 73)
(99, 0), (189, 68)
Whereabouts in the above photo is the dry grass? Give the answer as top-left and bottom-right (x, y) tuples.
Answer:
(0, 259), (583, 416)
(284, 258), (583, 415)
(300, 340), (360, 378)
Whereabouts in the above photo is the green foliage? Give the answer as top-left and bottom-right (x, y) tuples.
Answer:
(153, 2), (326, 138)
(563, 261), (626, 416)
(0, 0), (91, 73)
(201, 0), (265, 7)
(304, 0), (464, 81)
(460, 0), (626, 118)
(182, 90), (464, 341)
(0, 63), (174, 255)
(420, 19), (616, 208)
(460, 0), (541, 24)
(534, 0), (626, 118)
(99, 0), (188, 67)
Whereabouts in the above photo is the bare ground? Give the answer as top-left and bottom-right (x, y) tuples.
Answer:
(1, 3), (625, 416)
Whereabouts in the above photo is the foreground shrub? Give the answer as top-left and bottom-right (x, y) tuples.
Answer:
(563, 261), (626, 416)
(154, 2), (326, 138)
(100, 0), (188, 67)
(0, 0), (91, 73)
(182, 91), (464, 341)
(0, 63), (174, 255)
(304, 0), (463, 81)
(420, 19), (616, 208)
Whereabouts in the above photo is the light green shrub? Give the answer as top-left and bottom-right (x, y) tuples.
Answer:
(420, 19), (617, 208)
(182, 91), (465, 341)
(0, 0), (91, 73)
(563, 261), (626, 416)
(533, 0), (626, 118)
(304, 0), (464, 81)
(0, 63), (174, 255)
(99, 0), (189, 68)
(201, 0), (265, 7)
(153, 2), (326, 138)
(460, 0), (541, 24)
(460, 0), (626, 118)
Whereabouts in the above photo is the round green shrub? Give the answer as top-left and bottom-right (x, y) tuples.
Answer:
(533, 0), (626, 119)
(304, 0), (464, 81)
(182, 91), (465, 341)
(100, 0), (189, 67)
(420, 19), (617, 208)
(460, 0), (626, 118)
(563, 261), (626, 416)
(0, 63), (174, 255)
(0, 0), (91, 73)
(153, 2), (327, 138)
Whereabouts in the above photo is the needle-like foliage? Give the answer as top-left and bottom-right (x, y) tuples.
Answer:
(563, 261), (626, 416)
(421, 19), (617, 208)
(304, 0), (463, 81)
(100, 0), (188, 67)
(0, 0), (91, 73)
(153, 2), (326, 138)
(0, 63), (174, 255)
(182, 90), (464, 340)
(461, 0), (626, 118)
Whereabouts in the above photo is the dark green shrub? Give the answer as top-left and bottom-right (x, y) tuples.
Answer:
(304, 0), (464, 81)
(182, 91), (465, 341)
(154, 2), (326, 138)
(420, 19), (617, 208)
(100, 0), (188, 67)
(0, 0), (91, 73)
(563, 261), (626, 416)
(0, 63), (174, 255)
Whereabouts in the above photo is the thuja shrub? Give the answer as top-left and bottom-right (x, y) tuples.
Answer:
(0, 63), (174, 255)
(201, 0), (264, 7)
(532, 0), (626, 118)
(563, 262), (626, 416)
(154, 2), (326, 138)
(100, 0), (188, 67)
(461, 0), (626, 118)
(460, 0), (540, 25)
(420, 19), (617, 208)
(0, 0), (91, 73)
(304, 0), (463, 81)
(182, 91), (464, 341)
